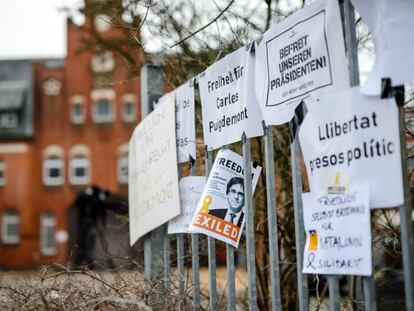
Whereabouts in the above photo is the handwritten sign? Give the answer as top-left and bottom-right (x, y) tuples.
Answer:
(199, 46), (263, 149)
(189, 149), (261, 247)
(351, 0), (414, 95)
(255, 0), (349, 125)
(299, 86), (403, 208)
(128, 93), (180, 246)
(176, 81), (196, 163)
(168, 176), (206, 234)
(302, 183), (372, 276)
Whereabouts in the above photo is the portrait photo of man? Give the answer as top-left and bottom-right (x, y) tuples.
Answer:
(208, 177), (245, 227)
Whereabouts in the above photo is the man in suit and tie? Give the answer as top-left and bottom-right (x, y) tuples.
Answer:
(208, 177), (245, 227)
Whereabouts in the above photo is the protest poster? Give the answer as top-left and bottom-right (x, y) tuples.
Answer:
(168, 176), (206, 234)
(199, 46), (263, 150)
(175, 81), (196, 163)
(299, 86), (403, 208)
(351, 0), (414, 95)
(189, 149), (261, 247)
(128, 93), (180, 246)
(302, 183), (372, 276)
(255, 0), (349, 125)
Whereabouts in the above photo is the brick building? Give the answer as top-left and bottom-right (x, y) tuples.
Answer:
(0, 2), (143, 268)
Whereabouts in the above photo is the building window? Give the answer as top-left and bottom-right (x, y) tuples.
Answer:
(70, 156), (90, 185)
(43, 158), (64, 186)
(118, 154), (128, 184)
(0, 161), (6, 186)
(70, 95), (86, 124)
(40, 213), (56, 256)
(121, 93), (137, 123)
(93, 98), (113, 123)
(1, 211), (20, 245)
(0, 113), (18, 129)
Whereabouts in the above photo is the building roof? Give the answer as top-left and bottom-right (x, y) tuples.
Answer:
(0, 81), (28, 110)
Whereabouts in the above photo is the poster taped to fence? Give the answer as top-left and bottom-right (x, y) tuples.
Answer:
(176, 81), (196, 163)
(168, 176), (206, 234)
(189, 149), (261, 247)
(299, 86), (403, 208)
(255, 0), (349, 125)
(302, 183), (372, 276)
(199, 46), (263, 149)
(351, 0), (414, 95)
(128, 93), (180, 246)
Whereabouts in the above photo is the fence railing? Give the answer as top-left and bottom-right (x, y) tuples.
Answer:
(137, 1), (414, 310)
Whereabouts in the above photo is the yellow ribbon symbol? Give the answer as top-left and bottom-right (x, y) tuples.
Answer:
(334, 172), (340, 186)
(200, 195), (212, 213)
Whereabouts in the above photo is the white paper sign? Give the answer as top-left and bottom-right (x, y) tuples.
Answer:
(128, 93), (180, 245)
(199, 46), (264, 149)
(255, 0), (349, 125)
(168, 176), (206, 234)
(351, 0), (414, 95)
(302, 183), (372, 276)
(189, 149), (261, 247)
(176, 81), (196, 163)
(299, 87), (403, 208)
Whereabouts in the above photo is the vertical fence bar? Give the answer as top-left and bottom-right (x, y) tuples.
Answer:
(264, 125), (282, 311)
(221, 144), (237, 311)
(291, 137), (309, 311)
(398, 90), (414, 311)
(164, 224), (171, 294)
(177, 165), (185, 297)
(226, 244), (236, 311)
(328, 277), (340, 311)
(190, 161), (201, 309)
(177, 233), (185, 295)
(206, 148), (218, 311)
(242, 134), (258, 310)
(341, 1), (377, 309)
(141, 64), (165, 288)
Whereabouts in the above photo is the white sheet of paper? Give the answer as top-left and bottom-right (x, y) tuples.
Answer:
(352, 0), (414, 95)
(199, 46), (263, 149)
(128, 93), (180, 246)
(175, 81), (196, 163)
(168, 176), (206, 234)
(255, 0), (349, 125)
(302, 183), (372, 276)
(189, 149), (261, 247)
(299, 86), (403, 208)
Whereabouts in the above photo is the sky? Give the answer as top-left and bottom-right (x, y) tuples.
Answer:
(0, 0), (373, 78)
(0, 0), (82, 60)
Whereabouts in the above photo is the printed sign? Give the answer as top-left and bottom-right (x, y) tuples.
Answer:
(199, 46), (263, 149)
(302, 183), (372, 276)
(168, 176), (206, 234)
(299, 86), (403, 208)
(189, 149), (261, 247)
(255, 0), (349, 125)
(351, 0), (414, 95)
(176, 81), (196, 163)
(128, 93), (180, 246)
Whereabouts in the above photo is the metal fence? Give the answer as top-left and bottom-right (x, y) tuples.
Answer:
(139, 1), (414, 310)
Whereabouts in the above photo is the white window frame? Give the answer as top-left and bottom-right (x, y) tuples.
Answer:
(43, 158), (64, 186)
(1, 211), (20, 245)
(71, 102), (85, 124)
(40, 213), (56, 256)
(122, 101), (136, 123)
(0, 113), (18, 129)
(117, 154), (128, 184)
(0, 161), (6, 186)
(93, 98), (114, 123)
(69, 157), (90, 185)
